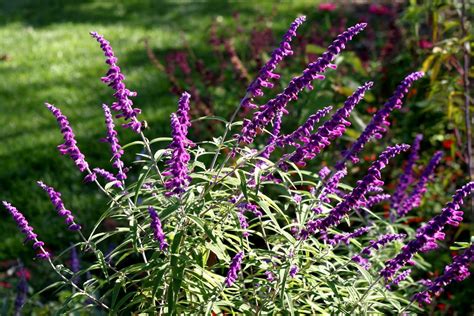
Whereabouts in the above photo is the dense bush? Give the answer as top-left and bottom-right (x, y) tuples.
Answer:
(1, 10), (473, 315)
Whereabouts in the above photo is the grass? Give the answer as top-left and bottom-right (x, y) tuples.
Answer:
(0, 0), (316, 260)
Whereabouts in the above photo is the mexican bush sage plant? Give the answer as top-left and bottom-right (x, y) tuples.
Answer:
(2, 15), (473, 315)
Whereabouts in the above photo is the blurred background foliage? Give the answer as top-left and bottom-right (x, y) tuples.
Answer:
(0, 0), (472, 313)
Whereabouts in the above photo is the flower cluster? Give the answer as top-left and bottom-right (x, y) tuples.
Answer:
(301, 144), (409, 238)
(277, 106), (332, 147)
(225, 252), (244, 287)
(390, 134), (423, 217)
(237, 23), (367, 145)
(381, 182), (474, 281)
(84, 168), (122, 188)
(46, 103), (89, 172)
(101, 104), (127, 181)
(243, 16), (306, 109)
(148, 207), (168, 251)
(2, 201), (50, 259)
(90, 32), (142, 133)
(336, 72), (424, 168)
(352, 233), (406, 269)
(163, 92), (193, 196)
(319, 167), (347, 203)
(287, 82), (373, 166)
(414, 244), (474, 305)
(328, 226), (371, 246)
(396, 151), (443, 218)
(37, 181), (81, 231)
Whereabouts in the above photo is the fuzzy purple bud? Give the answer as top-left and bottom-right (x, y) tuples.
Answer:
(237, 23), (367, 145)
(319, 166), (331, 180)
(37, 181), (81, 231)
(414, 244), (474, 305)
(243, 16), (306, 108)
(87, 168), (122, 188)
(320, 167), (347, 203)
(329, 226), (371, 246)
(148, 206), (168, 251)
(397, 151), (443, 218)
(289, 265), (299, 278)
(387, 269), (411, 290)
(101, 104), (127, 181)
(390, 134), (423, 214)
(381, 182), (474, 281)
(301, 144), (409, 238)
(277, 106), (333, 147)
(336, 72), (424, 168)
(2, 201), (50, 260)
(286, 82), (373, 166)
(225, 252), (244, 287)
(45, 103), (89, 172)
(352, 233), (406, 270)
(90, 32), (142, 133)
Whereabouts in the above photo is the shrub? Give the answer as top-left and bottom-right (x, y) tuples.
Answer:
(2, 15), (473, 315)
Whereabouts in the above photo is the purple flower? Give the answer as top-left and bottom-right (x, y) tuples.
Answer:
(336, 72), (424, 169)
(352, 233), (406, 270)
(300, 144), (409, 239)
(390, 134), (423, 215)
(319, 167), (347, 203)
(396, 151), (443, 218)
(328, 226), (371, 246)
(90, 32), (142, 133)
(101, 104), (127, 181)
(163, 93), (193, 196)
(45, 103), (89, 172)
(86, 168), (122, 188)
(237, 23), (367, 145)
(357, 193), (391, 209)
(237, 202), (262, 217)
(259, 110), (283, 163)
(387, 269), (411, 290)
(243, 16), (306, 109)
(265, 270), (276, 282)
(2, 201), (50, 260)
(289, 265), (299, 278)
(286, 82), (373, 166)
(225, 252), (244, 287)
(277, 106), (333, 147)
(237, 211), (249, 237)
(381, 182), (474, 281)
(37, 181), (81, 231)
(414, 244), (474, 305)
(319, 166), (331, 180)
(148, 206), (168, 251)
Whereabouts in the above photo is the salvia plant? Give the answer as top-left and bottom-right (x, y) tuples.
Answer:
(3, 15), (473, 315)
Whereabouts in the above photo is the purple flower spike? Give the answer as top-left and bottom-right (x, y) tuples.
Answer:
(90, 32), (142, 133)
(300, 144), (409, 239)
(381, 182), (474, 281)
(397, 151), (443, 218)
(336, 72), (424, 168)
(357, 193), (391, 209)
(163, 92), (194, 196)
(88, 168), (123, 188)
(237, 212), (249, 237)
(237, 23), (367, 145)
(2, 201), (51, 260)
(286, 82), (373, 166)
(237, 202), (262, 217)
(352, 233), (406, 270)
(289, 265), (299, 278)
(414, 244), (474, 305)
(277, 106), (333, 148)
(148, 206), (168, 251)
(390, 134), (423, 215)
(387, 269), (411, 290)
(259, 110), (283, 162)
(265, 270), (276, 282)
(37, 181), (81, 231)
(319, 166), (331, 180)
(225, 251), (244, 287)
(329, 226), (371, 246)
(320, 167), (347, 203)
(243, 16), (306, 108)
(101, 104), (127, 181)
(45, 103), (89, 172)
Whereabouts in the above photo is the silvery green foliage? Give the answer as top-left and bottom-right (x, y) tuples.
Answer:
(4, 16), (473, 316)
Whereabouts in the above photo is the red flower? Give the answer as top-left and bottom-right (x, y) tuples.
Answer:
(369, 4), (391, 16)
(419, 40), (433, 49)
(442, 139), (454, 149)
(318, 3), (337, 11)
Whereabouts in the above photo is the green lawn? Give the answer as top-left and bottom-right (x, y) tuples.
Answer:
(0, 0), (316, 259)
